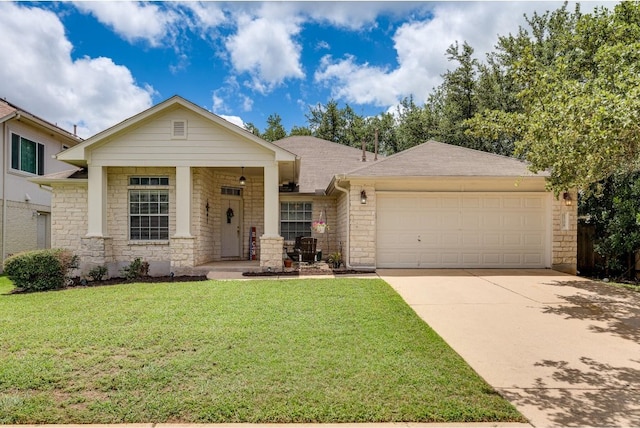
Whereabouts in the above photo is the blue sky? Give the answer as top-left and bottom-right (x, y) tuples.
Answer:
(0, 1), (613, 139)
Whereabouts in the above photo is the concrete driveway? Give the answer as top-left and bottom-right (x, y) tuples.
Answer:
(378, 269), (640, 428)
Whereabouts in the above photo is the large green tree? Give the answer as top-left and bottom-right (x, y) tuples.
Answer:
(262, 113), (287, 142)
(467, 2), (640, 192)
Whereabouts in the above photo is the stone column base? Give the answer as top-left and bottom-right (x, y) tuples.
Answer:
(170, 236), (196, 275)
(80, 236), (112, 276)
(260, 235), (284, 272)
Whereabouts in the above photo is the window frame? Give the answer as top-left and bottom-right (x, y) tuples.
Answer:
(280, 201), (313, 241)
(128, 176), (170, 241)
(11, 132), (45, 176)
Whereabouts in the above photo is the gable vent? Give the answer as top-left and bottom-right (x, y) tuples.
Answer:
(172, 120), (187, 139)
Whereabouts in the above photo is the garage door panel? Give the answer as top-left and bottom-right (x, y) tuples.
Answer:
(482, 253), (502, 264)
(377, 193), (548, 268)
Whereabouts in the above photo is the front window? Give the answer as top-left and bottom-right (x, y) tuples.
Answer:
(11, 133), (44, 175)
(280, 201), (312, 241)
(129, 176), (169, 240)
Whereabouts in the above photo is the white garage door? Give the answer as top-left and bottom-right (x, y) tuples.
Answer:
(376, 193), (549, 268)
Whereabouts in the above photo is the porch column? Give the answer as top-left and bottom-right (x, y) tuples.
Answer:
(87, 165), (107, 237)
(260, 162), (284, 271)
(263, 162), (279, 237)
(174, 166), (192, 238)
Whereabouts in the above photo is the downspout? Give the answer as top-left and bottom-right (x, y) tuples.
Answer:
(332, 175), (351, 269)
(2, 119), (8, 266)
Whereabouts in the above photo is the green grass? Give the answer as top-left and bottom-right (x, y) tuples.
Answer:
(0, 276), (523, 424)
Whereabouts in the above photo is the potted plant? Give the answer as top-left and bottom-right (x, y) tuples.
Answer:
(312, 219), (326, 233)
(327, 252), (342, 269)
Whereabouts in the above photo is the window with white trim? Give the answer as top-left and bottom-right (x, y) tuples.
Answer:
(280, 201), (312, 241)
(129, 177), (169, 240)
(11, 133), (44, 175)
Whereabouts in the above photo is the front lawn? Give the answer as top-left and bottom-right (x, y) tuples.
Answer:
(0, 277), (523, 423)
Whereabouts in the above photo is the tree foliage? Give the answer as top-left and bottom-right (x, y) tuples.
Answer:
(467, 2), (640, 193)
(580, 172), (640, 278)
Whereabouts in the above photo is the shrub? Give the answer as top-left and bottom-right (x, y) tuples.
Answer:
(87, 265), (108, 282)
(120, 258), (149, 281)
(4, 249), (79, 292)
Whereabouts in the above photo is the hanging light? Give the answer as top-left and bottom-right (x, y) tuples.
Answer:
(239, 167), (246, 186)
(360, 190), (367, 204)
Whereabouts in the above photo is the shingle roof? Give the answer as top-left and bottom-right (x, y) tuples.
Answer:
(0, 99), (17, 119)
(347, 140), (547, 177)
(272, 136), (383, 193)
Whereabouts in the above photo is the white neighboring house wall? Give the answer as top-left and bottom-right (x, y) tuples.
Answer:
(0, 101), (81, 262)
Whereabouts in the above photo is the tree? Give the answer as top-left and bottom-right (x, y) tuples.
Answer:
(289, 125), (312, 136)
(306, 100), (345, 143)
(244, 122), (261, 137)
(395, 96), (431, 152)
(580, 172), (640, 279)
(262, 113), (287, 142)
(467, 2), (640, 193)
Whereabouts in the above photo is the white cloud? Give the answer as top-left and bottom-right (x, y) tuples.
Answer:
(300, 1), (416, 30)
(313, 1), (586, 108)
(225, 4), (305, 93)
(0, 2), (154, 137)
(219, 115), (245, 128)
(74, 1), (178, 47)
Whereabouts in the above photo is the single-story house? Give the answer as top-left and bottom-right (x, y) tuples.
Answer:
(32, 95), (577, 276)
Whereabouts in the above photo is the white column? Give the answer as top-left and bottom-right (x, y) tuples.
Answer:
(86, 165), (107, 237)
(263, 162), (280, 237)
(174, 166), (192, 238)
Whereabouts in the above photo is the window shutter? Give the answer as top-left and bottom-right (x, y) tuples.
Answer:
(37, 143), (45, 175)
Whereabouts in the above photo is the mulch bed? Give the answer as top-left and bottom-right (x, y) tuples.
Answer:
(242, 269), (375, 277)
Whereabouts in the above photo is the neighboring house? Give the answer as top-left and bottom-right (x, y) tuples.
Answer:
(0, 99), (81, 262)
(32, 96), (577, 276)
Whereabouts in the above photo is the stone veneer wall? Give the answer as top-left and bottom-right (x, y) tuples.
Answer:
(280, 195), (339, 260)
(552, 190), (578, 274)
(51, 183), (87, 255)
(260, 235), (284, 271)
(192, 168), (217, 265)
(347, 183), (376, 269)
(0, 200), (49, 257)
(107, 167), (175, 274)
(192, 169), (264, 263)
(335, 191), (348, 264)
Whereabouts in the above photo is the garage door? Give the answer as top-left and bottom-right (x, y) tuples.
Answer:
(376, 193), (549, 268)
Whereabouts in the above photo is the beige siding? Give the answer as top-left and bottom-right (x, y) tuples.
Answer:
(90, 108), (274, 167)
(3, 120), (77, 207)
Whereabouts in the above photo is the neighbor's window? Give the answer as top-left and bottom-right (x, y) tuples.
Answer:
(129, 176), (169, 240)
(280, 201), (312, 241)
(11, 133), (44, 175)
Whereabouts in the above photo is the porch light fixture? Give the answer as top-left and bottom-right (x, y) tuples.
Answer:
(562, 192), (572, 206)
(239, 167), (246, 186)
(360, 190), (367, 204)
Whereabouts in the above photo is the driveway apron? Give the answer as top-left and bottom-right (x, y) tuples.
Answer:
(378, 269), (640, 428)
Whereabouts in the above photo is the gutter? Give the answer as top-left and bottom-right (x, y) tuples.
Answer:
(332, 174), (351, 269)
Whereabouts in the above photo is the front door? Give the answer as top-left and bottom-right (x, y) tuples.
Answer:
(221, 198), (242, 258)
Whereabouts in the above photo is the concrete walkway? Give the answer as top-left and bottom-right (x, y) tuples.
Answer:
(378, 269), (640, 428)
